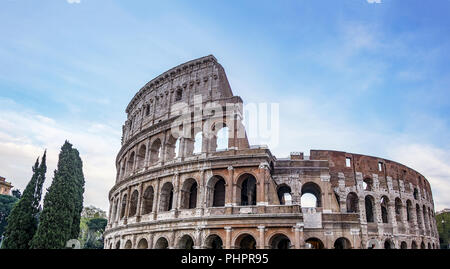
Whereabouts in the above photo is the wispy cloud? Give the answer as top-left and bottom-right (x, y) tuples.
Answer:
(67, 0), (81, 4)
(367, 0), (382, 4)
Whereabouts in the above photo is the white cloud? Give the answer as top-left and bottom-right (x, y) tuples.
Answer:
(367, 0), (382, 4)
(67, 0), (81, 4)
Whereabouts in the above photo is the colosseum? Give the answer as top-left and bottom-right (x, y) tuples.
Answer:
(104, 55), (440, 249)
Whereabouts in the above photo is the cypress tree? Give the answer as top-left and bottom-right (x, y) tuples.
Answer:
(30, 141), (85, 249)
(1, 150), (47, 249)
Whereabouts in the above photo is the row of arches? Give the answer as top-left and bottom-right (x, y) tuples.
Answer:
(119, 125), (230, 180)
(112, 234), (354, 249)
(275, 182), (322, 207)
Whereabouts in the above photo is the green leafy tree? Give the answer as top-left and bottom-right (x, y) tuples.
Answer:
(11, 189), (22, 199)
(0, 194), (19, 243)
(30, 141), (85, 249)
(83, 218), (107, 249)
(1, 151), (47, 249)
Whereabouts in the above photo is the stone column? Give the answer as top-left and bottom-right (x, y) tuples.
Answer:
(197, 169), (206, 215)
(350, 229), (360, 249)
(257, 226), (266, 249)
(136, 182), (144, 222)
(153, 178), (160, 219)
(226, 166), (235, 206)
(123, 186), (131, 225)
(225, 227), (232, 249)
(294, 223), (304, 249)
(173, 172), (180, 213)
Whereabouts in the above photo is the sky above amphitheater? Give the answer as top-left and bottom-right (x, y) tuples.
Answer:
(0, 0), (450, 212)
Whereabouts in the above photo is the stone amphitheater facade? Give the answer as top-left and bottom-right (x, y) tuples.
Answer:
(104, 55), (440, 249)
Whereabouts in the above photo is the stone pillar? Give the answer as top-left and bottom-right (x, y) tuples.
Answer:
(350, 229), (360, 249)
(123, 186), (131, 225)
(258, 162), (268, 206)
(136, 182), (144, 222)
(153, 178), (160, 218)
(173, 172), (180, 213)
(225, 227), (232, 249)
(324, 231), (333, 249)
(257, 226), (266, 249)
(294, 223), (305, 249)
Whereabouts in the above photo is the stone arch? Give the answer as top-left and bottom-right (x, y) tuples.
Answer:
(193, 131), (203, 154)
(413, 188), (419, 200)
(301, 182), (322, 207)
(209, 121), (229, 152)
(363, 177), (373, 191)
(149, 138), (162, 164)
(277, 184), (292, 205)
(366, 238), (380, 249)
(128, 190), (139, 217)
(207, 175), (226, 207)
(411, 241), (418, 249)
(159, 182), (174, 212)
(420, 241), (426, 249)
(178, 234), (195, 249)
(423, 204), (428, 230)
(127, 152), (135, 173)
(365, 195), (375, 223)
(305, 237), (324, 249)
(137, 238), (148, 249)
(112, 198), (119, 222)
(346, 192), (359, 213)
(380, 195), (390, 224)
(120, 194), (127, 219)
(269, 233), (292, 249)
(115, 240), (121, 249)
(236, 173), (257, 206)
(400, 241), (407, 249)
(384, 238), (394, 249)
(204, 234), (223, 249)
(235, 233), (257, 249)
(406, 200), (413, 222)
(427, 242), (431, 249)
(154, 237), (169, 249)
(416, 204), (422, 228)
(142, 186), (154, 214)
(334, 237), (352, 249)
(395, 197), (403, 222)
(124, 240), (132, 249)
(120, 158), (127, 178)
(165, 135), (180, 160)
(180, 178), (198, 209)
(137, 144), (146, 169)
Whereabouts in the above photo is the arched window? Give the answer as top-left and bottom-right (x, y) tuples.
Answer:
(207, 176), (226, 207)
(121, 158), (126, 178)
(238, 174), (257, 206)
(178, 235), (195, 249)
(166, 135), (180, 160)
(420, 242), (426, 249)
(269, 234), (291, 249)
(150, 139), (162, 164)
(215, 126), (229, 151)
(365, 195), (375, 223)
(112, 199), (118, 222)
(180, 178), (198, 209)
(120, 194), (127, 219)
(277, 185), (292, 205)
(423, 205), (428, 229)
(137, 238), (148, 249)
(301, 182), (322, 207)
(175, 88), (183, 102)
(416, 204), (422, 228)
(346, 192), (359, 213)
(363, 178), (373, 191)
(236, 234), (256, 249)
(142, 186), (154, 214)
(411, 241), (417, 249)
(154, 237), (169, 249)
(127, 152), (135, 173)
(128, 190), (139, 217)
(137, 145), (146, 169)
(159, 182), (174, 212)
(124, 240), (132, 249)
(395, 198), (403, 222)
(384, 239), (393, 249)
(400, 241), (407, 249)
(334, 237), (352, 249)
(406, 200), (412, 222)
(305, 238), (324, 249)
(380, 196), (389, 224)
(413, 188), (418, 200)
(205, 235), (223, 249)
(115, 241), (121, 249)
(193, 132), (203, 154)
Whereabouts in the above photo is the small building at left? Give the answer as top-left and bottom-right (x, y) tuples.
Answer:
(0, 176), (13, 195)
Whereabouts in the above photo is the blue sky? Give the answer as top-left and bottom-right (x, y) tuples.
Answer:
(0, 0), (449, 211)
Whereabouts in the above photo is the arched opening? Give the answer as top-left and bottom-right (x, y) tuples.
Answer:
(380, 196), (389, 223)
(159, 182), (174, 212)
(180, 178), (198, 209)
(137, 238), (148, 249)
(406, 200), (412, 222)
(277, 185), (292, 205)
(178, 235), (195, 249)
(212, 125), (229, 151)
(142, 186), (154, 214)
(363, 178), (373, 191)
(124, 240), (132, 249)
(137, 145), (146, 169)
(207, 176), (226, 207)
(115, 241), (120, 249)
(346, 192), (359, 213)
(428, 243), (431, 249)
(400, 241), (407, 249)
(432, 243), (435, 249)
(205, 235), (223, 249)
(120, 158), (126, 179)
(384, 239), (393, 249)
(365, 195), (375, 223)
(236, 234), (257, 249)
(411, 241), (418, 249)
(154, 237), (169, 249)
(165, 135), (180, 160)
(112, 199), (118, 222)
(301, 182), (322, 207)
(128, 190), (139, 217)
(420, 242), (425, 249)
(305, 238), (324, 249)
(237, 174), (257, 206)
(120, 194), (127, 219)
(193, 132), (203, 154)
(334, 237), (352, 249)
(149, 139), (162, 164)
(413, 188), (418, 200)
(423, 205), (428, 230)
(395, 198), (403, 222)
(416, 204), (422, 228)
(269, 234), (291, 249)
(127, 152), (135, 174)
